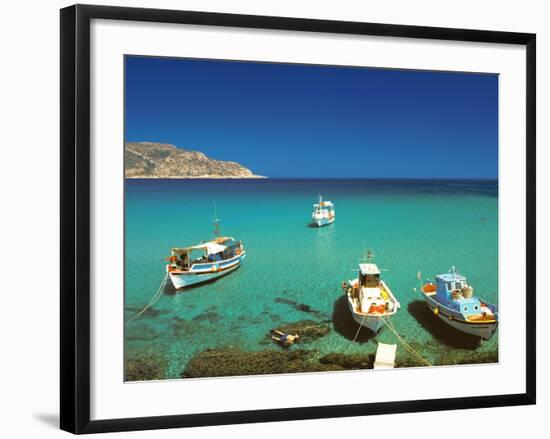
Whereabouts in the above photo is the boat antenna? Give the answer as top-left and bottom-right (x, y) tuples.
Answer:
(358, 244), (374, 262)
(450, 265), (457, 279)
(213, 201), (221, 239)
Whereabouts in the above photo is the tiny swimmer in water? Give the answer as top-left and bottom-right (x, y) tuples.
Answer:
(271, 329), (300, 346)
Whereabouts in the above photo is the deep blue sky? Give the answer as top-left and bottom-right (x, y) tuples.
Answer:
(125, 56), (498, 179)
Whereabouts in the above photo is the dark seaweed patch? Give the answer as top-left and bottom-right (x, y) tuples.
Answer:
(170, 316), (203, 336)
(275, 297), (324, 316)
(181, 348), (344, 378)
(437, 350), (498, 365)
(192, 310), (221, 324)
(125, 353), (167, 381)
(319, 352), (373, 369)
(125, 306), (168, 318)
(126, 323), (161, 341)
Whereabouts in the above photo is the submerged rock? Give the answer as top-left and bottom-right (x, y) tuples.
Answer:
(275, 320), (331, 343)
(125, 306), (168, 318)
(319, 352), (374, 370)
(395, 344), (498, 368)
(192, 310), (221, 324)
(125, 322), (161, 341)
(437, 350), (498, 366)
(395, 354), (427, 368)
(125, 353), (167, 381)
(171, 316), (195, 334)
(181, 348), (343, 378)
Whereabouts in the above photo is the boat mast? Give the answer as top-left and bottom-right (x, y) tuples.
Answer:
(213, 201), (221, 240)
(359, 247), (374, 263)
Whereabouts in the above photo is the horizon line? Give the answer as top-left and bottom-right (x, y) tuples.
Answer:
(125, 176), (498, 181)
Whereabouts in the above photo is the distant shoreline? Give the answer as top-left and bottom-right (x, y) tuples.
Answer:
(125, 142), (266, 179)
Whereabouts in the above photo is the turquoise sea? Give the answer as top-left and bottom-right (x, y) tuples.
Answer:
(125, 179), (498, 379)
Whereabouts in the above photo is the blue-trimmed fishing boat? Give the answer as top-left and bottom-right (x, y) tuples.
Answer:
(312, 195), (335, 227)
(420, 267), (498, 340)
(166, 212), (246, 290)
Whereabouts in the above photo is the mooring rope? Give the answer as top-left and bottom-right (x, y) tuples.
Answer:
(352, 314), (368, 342)
(126, 272), (169, 323)
(382, 316), (432, 367)
(383, 317), (426, 364)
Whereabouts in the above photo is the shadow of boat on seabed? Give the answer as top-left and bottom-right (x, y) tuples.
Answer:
(331, 295), (377, 343)
(408, 300), (484, 350)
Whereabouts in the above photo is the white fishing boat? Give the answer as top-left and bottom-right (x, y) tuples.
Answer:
(165, 210), (246, 290)
(342, 251), (400, 333)
(312, 195), (335, 227)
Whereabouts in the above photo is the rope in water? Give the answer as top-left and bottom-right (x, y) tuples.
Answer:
(126, 272), (169, 323)
(382, 316), (433, 367)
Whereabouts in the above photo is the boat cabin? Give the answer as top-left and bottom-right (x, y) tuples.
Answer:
(435, 270), (482, 317)
(354, 263), (389, 314)
(169, 238), (240, 270)
(359, 263), (381, 288)
(313, 200), (334, 215)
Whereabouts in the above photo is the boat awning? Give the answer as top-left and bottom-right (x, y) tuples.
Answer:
(203, 242), (226, 254)
(172, 241), (227, 255)
(437, 272), (466, 282)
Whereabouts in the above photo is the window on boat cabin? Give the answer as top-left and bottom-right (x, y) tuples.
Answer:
(224, 243), (240, 259)
(446, 282), (453, 291)
(455, 281), (463, 290)
(207, 252), (224, 262)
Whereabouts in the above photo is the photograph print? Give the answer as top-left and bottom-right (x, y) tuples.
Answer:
(124, 56), (499, 381)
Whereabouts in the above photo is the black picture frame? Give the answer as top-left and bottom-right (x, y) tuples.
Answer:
(60, 4), (536, 434)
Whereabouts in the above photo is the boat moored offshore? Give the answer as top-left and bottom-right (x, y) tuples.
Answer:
(342, 251), (400, 333)
(312, 195), (335, 227)
(166, 211), (246, 290)
(420, 267), (498, 340)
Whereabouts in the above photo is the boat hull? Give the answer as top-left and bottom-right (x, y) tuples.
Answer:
(313, 217), (335, 227)
(345, 280), (399, 334)
(347, 300), (387, 333)
(423, 293), (498, 340)
(168, 252), (246, 290)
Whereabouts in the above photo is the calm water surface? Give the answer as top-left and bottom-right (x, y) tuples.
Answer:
(125, 179), (498, 378)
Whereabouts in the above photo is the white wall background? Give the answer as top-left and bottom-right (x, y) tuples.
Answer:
(0, 0), (546, 437)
